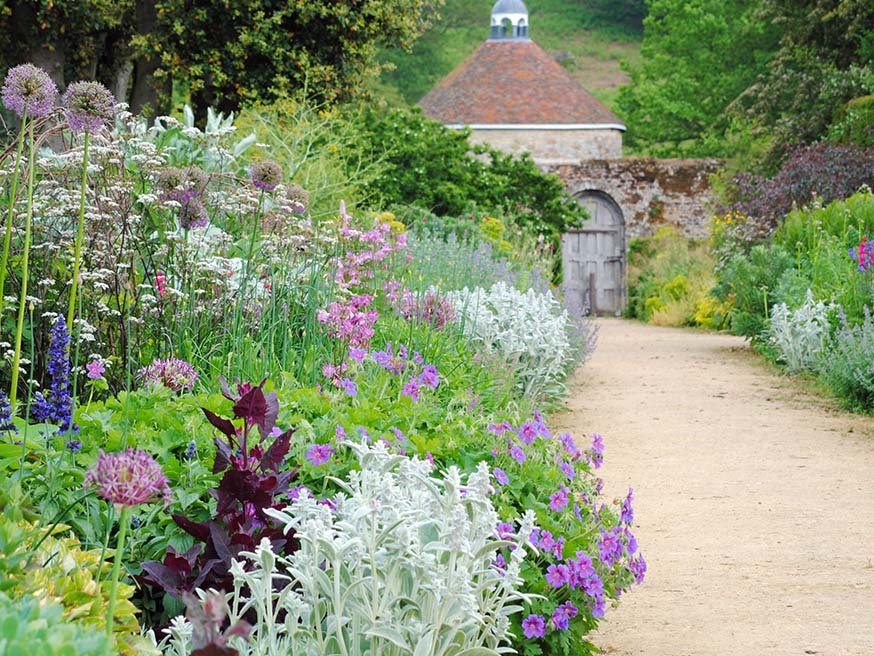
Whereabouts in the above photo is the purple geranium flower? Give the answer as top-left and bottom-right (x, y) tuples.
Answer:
(551, 600), (578, 630)
(598, 529), (623, 566)
(630, 554), (647, 584)
(545, 563), (570, 588)
(549, 485), (569, 512)
(418, 364), (439, 390)
(509, 444), (527, 464)
(521, 613), (547, 639)
(306, 443), (334, 466)
(401, 377), (420, 402)
(621, 487), (634, 523)
(517, 422), (537, 445)
(85, 359), (105, 380)
(560, 461), (575, 480)
(341, 377), (357, 397)
(493, 467), (509, 485)
(349, 347), (367, 362)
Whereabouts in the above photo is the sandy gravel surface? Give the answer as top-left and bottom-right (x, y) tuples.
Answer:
(555, 319), (874, 656)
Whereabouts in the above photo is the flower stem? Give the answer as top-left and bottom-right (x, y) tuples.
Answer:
(0, 106), (27, 323)
(106, 504), (131, 638)
(67, 131), (89, 331)
(10, 118), (37, 409)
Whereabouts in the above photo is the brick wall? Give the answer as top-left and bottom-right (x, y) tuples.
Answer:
(467, 128), (623, 162)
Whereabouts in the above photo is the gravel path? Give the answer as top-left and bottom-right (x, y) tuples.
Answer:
(556, 319), (874, 656)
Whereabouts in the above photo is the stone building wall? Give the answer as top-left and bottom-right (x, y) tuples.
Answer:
(467, 128), (623, 163)
(545, 158), (723, 241)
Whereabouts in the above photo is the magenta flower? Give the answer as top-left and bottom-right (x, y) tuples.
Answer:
(401, 377), (420, 402)
(349, 347), (367, 362)
(551, 600), (578, 630)
(250, 159), (282, 191)
(521, 613), (546, 639)
(560, 461), (575, 480)
(2, 63), (57, 118)
(62, 80), (116, 134)
(493, 467), (509, 485)
(630, 554), (647, 584)
(335, 425), (348, 441)
(517, 422), (537, 445)
(85, 359), (105, 380)
(549, 485), (569, 512)
(598, 529), (624, 566)
(84, 448), (171, 508)
(621, 487), (635, 523)
(591, 432), (604, 468)
(137, 357), (198, 392)
(545, 563), (570, 588)
(306, 443), (334, 466)
(417, 364), (440, 390)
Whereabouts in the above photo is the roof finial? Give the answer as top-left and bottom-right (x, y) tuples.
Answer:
(490, 0), (529, 40)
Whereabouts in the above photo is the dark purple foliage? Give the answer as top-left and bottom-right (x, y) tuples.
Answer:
(139, 379), (297, 599)
(725, 143), (874, 240)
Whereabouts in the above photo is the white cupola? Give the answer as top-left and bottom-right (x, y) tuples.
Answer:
(490, 0), (529, 40)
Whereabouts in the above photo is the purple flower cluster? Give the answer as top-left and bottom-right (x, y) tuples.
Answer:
(156, 166), (210, 230)
(317, 294), (378, 348)
(389, 286), (457, 329)
(32, 315), (76, 434)
(590, 433), (604, 468)
(850, 237), (874, 272)
(0, 391), (17, 435)
(84, 448), (172, 508)
(334, 203), (408, 291)
(137, 357), (198, 392)
(62, 80), (115, 134)
(250, 159), (282, 191)
(2, 63), (57, 119)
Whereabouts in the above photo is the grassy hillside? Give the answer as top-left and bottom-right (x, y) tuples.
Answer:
(372, 0), (643, 112)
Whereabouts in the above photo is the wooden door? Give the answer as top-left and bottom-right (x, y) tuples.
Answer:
(561, 191), (626, 316)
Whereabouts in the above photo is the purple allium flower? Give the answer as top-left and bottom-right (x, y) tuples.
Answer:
(66, 439), (82, 454)
(136, 357), (198, 392)
(2, 63), (57, 119)
(250, 159), (282, 191)
(286, 183), (309, 214)
(0, 392), (17, 435)
(549, 485), (569, 512)
(630, 554), (647, 584)
(306, 443), (334, 466)
(509, 444), (526, 464)
(85, 359), (105, 380)
(84, 448), (172, 508)
(517, 422), (537, 445)
(621, 487), (635, 524)
(341, 377), (357, 397)
(560, 461), (576, 480)
(493, 467), (509, 485)
(31, 315), (75, 433)
(545, 563), (570, 588)
(521, 613), (546, 639)
(418, 364), (439, 390)
(178, 197), (210, 229)
(349, 347), (367, 362)
(62, 80), (115, 134)
(401, 377), (420, 402)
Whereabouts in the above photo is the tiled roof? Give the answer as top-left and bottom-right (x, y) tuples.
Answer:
(418, 40), (624, 127)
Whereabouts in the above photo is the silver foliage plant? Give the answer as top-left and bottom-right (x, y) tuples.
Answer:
(160, 441), (537, 656)
(768, 289), (834, 373)
(446, 282), (576, 399)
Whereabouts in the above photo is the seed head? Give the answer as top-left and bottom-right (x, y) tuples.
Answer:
(250, 159), (282, 192)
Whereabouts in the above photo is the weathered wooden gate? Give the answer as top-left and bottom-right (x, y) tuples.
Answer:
(561, 190), (626, 316)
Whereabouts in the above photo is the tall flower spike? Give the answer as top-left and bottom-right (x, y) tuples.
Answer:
(84, 448), (172, 508)
(2, 63), (57, 118)
(62, 80), (116, 134)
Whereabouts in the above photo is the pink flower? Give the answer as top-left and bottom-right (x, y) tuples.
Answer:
(84, 448), (172, 508)
(85, 359), (105, 380)
(306, 443), (334, 466)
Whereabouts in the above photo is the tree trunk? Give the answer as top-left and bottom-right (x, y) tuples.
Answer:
(129, 0), (168, 116)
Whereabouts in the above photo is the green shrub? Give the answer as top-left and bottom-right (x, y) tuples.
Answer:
(829, 95), (874, 148)
(817, 308), (874, 411)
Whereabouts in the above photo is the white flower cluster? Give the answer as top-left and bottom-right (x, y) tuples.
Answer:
(161, 442), (535, 656)
(769, 289), (834, 373)
(446, 282), (575, 398)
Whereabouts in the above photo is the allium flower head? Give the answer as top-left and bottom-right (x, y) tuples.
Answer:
(178, 197), (210, 229)
(84, 448), (172, 508)
(137, 357), (198, 392)
(2, 63), (57, 118)
(286, 183), (309, 214)
(62, 80), (116, 134)
(250, 159), (282, 191)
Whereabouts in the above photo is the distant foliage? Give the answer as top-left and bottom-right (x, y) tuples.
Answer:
(829, 95), (874, 148)
(723, 143), (874, 240)
(352, 108), (586, 240)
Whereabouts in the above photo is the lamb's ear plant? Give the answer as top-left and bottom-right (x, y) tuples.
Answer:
(161, 441), (537, 656)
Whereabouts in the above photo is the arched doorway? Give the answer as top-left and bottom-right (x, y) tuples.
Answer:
(561, 190), (626, 316)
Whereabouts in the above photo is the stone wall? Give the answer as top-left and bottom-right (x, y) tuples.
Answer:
(467, 128), (623, 163)
(545, 158), (723, 241)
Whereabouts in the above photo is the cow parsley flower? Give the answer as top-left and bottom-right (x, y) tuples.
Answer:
(62, 80), (116, 134)
(84, 448), (172, 508)
(2, 63), (57, 118)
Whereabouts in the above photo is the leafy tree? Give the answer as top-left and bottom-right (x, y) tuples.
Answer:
(352, 107), (586, 238)
(617, 0), (779, 157)
(134, 0), (442, 116)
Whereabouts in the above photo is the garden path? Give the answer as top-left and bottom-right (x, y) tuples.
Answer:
(556, 319), (874, 656)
